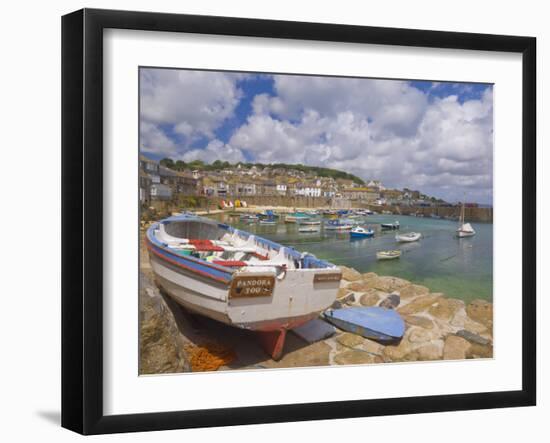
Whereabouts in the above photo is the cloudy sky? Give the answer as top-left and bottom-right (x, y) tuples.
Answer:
(140, 68), (493, 204)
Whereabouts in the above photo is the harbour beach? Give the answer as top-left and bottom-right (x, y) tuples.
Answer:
(139, 210), (493, 373)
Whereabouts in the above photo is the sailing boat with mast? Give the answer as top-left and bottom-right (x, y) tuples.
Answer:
(456, 200), (476, 238)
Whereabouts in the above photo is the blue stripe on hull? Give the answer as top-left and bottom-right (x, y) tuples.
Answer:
(147, 241), (233, 284)
(350, 232), (374, 238)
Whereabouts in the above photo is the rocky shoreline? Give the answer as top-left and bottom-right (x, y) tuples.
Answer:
(329, 266), (493, 364)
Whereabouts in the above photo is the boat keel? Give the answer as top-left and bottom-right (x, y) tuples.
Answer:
(257, 328), (287, 361)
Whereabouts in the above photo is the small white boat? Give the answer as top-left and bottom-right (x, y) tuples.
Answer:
(240, 214), (258, 221)
(457, 223), (475, 238)
(381, 221), (400, 230)
(456, 201), (476, 238)
(325, 220), (353, 231)
(259, 219), (277, 225)
(395, 232), (421, 242)
(299, 219), (321, 226)
(285, 212), (310, 223)
(299, 226), (320, 233)
(376, 250), (402, 260)
(355, 209), (373, 216)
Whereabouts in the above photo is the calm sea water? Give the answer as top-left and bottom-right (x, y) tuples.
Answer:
(210, 213), (493, 303)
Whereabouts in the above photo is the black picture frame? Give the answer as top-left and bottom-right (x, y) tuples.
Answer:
(61, 8), (536, 435)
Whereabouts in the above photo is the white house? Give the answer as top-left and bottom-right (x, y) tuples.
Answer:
(150, 183), (172, 200)
(276, 183), (287, 195)
(295, 184), (321, 197)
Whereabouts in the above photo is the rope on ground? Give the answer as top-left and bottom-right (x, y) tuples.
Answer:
(184, 341), (236, 372)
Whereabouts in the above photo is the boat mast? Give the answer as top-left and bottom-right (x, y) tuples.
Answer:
(459, 195), (465, 229)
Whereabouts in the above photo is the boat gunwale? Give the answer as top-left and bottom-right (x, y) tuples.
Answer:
(146, 237), (234, 284)
(146, 214), (337, 276)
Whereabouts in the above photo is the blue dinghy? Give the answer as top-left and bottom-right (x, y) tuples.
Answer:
(324, 307), (405, 342)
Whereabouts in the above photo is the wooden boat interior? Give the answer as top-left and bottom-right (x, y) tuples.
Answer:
(151, 215), (333, 273)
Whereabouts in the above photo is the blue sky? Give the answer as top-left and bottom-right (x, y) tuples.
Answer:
(140, 69), (493, 204)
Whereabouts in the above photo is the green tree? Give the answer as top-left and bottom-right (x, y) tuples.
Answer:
(160, 157), (175, 168)
(174, 160), (186, 171)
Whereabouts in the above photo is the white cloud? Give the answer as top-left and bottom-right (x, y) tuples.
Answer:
(181, 139), (246, 163)
(139, 121), (176, 156)
(229, 77), (493, 203)
(139, 69), (243, 153)
(263, 75), (428, 138)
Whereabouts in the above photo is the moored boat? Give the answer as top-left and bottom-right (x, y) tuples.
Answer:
(456, 201), (476, 238)
(239, 214), (258, 221)
(285, 212), (310, 223)
(381, 221), (400, 230)
(299, 219), (321, 225)
(323, 307), (405, 343)
(146, 213), (342, 360)
(355, 209), (373, 216)
(298, 226), (320, 233)
(350, 226), (375, 238)
(376, 250), (402, 260)
(395, 232), (421, 242)
(257, 210), (279, 220)
(324, 220), (353, 231)
(258, 209), (277, 225)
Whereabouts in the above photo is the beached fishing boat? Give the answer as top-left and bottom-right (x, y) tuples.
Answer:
(146, 214), (342, 360)
(395, 232), (421, 242)
(324, 307), (405, 343)
(350, 226), (375, 238)
(324, 220), (353, 231)
(381, 221), (400, 230)
(376, 250), (402, 260)
(457, 201), (476, 238)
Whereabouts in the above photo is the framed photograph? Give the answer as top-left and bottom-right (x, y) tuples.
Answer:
(62, 8), (536, 435)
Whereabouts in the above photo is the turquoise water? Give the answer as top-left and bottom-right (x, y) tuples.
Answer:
(210, 213), (493, 303)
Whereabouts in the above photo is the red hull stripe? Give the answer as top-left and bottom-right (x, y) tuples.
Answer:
(213, 260), (247, 267)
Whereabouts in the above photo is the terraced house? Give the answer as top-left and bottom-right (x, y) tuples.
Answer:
(340, 186), (381, 202)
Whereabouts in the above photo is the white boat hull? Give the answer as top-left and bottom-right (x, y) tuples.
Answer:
(325, 225), (353, 231)
(150, 254), (340, 331)
(396, 232), (421, 242)
(146, 214), (343, 359)
(376, 251), (401, 260)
